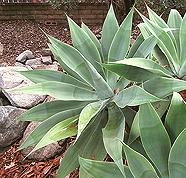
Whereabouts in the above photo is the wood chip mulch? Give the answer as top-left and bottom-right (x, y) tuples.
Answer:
(0, 140), (78, 178)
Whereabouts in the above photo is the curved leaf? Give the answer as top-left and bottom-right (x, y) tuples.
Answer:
(101, 4), (119, 62)
(19, 69), (92, 90)
(127, 34), (144, 58)
(29, 117), (78, 154)
(143, 77), (186, 98)
(165, 92), (186, 143)
(139, 103), (171, 178)
(114, 85), (162, 108)
(18, 100), (89, 121)
(169, 128), (186, 178)
(81, 22), (102, 57)
(77, 99), (109, 138)
(79, 157), (134, 178)
(8, 81), (98, 101)
(104, 58), (172, 82)
(167, 9), (182, 58)
(123, 142), (159, 178)
(18, 108), (82, 150)
(67, 17), (104, 77)
(133, 35), (157, 58)
(139, 12), (179, 74)
(179, 13), (186, 75)
(108, 7), (134, 61)
(102, 104), (125, 176)
(56, 111), (107, 178)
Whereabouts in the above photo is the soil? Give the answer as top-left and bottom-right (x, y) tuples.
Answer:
(0, 20), (102, 66)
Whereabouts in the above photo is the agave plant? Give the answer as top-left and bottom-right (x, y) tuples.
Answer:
(79, 92), (186, 178)
(7, 4), (163, 178)
(104, 6), (186, 99)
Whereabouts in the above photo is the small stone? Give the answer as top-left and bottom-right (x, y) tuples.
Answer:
(0, 42), (3, 55)
(0, 106), (28, 148)
(16, 50), (34, 63)
(14, 62), (25, 67)
(21, 122), (63, 161)
(41, 48), (52, 56)
(25, 58), (42, 66)
(41, 56), (53, 65)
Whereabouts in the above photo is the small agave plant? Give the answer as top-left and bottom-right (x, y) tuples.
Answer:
(104, 6), (186, 100)
(8, 4), (162, 178)
(79, 92), (186, 178)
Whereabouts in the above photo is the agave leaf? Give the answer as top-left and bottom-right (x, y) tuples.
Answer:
(127, 34), (144, 58)
(179, 14), (186, 74)
(169, 128), (186, 178)
(102, 104), (125, 176)
(139, 12), (179, 74)
(114, 85), (162, 108)
(128, 100), (170, 144)
(138, 23), (151, 39)
(101, 4), (119, 62)
(67, 17), (104, 77)
(153, 46), (170, 67)
(139, 103), (171, 178)
(133, 35), (157, 58)
(77, 99), (109, 138)
(47, 35), (113, 99)
(56, 111), (107, 178)
(8, 81), (98, 101)
(28, 117), (78, 155)
(79, 157), (134, 178)
(143, 77), (186, 98)
(79, 166), (92, 178)
(18, 100), (89, 122)
(18, 108), (82, 150)
(122, 106), (136, 128)
(128, 111), (139, 144)
(19, 70), (92, 90)
(104, 58), (172, 82)
(167, 9), (182, 57)
(108, 7), (134, 62)
(165, 92), (186, 143)
(81, 22), (102, 57)
(48, 43), (84, 82)
(122, 142), (159, 178)
(146, 5), (176, 45)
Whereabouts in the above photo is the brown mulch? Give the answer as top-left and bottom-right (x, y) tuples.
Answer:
(0, 20), (102, 66)
(0, 139), (78, 178)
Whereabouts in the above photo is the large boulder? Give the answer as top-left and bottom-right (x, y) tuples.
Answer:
(16, 50), (34, 63)
(0, 106), (28, 148)
(0, 67), (46, 108)
(21, 122), (63, 161)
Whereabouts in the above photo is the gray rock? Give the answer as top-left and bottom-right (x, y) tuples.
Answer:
(41, 56), (53, 65)
(21, 122), (63, 161)
(14, 62), (25, 67)
(3, 81), (46, 109)
(0, 106), (28, 148)
(0, 67), (28, 89)
(25, 58), (42, 66)
(0, 67), (46, 108)
(16, 50), (34, 63)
